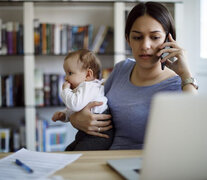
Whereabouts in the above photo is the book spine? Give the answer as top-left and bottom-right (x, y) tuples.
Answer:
(61, 24), (67, 54)
(0, 75), (2, 107)
(58, 74), (64, 106)
(6, 22), (13, 55)
(42, 23), (47, 55)
(67, 25), (72, 52)
(17, 24), (24, 55)
(1, 24), (7, 55)
(0, 129), (10, 152)
(50, 74), (59, 106)
(54, 24), (60, 55)
(34, 19), (40, 54)
(12, 22), (18, 55)
(0, 19), (2, 50)
(46, 24), (51, 54)
(43, 74), (51, 106)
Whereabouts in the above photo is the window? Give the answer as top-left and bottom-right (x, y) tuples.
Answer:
(200, 0), (207, 59)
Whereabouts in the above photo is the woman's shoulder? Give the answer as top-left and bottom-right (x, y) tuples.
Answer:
(114, 58), (135, 73)
(116, 58), (135, 67)
(160, 75), (182, 91)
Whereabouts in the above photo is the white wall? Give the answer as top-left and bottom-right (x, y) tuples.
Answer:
(181, 0), (200, 76)
(177, 0), (207, 93)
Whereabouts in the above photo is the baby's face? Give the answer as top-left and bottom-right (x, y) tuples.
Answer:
(63, 57), (87, 89)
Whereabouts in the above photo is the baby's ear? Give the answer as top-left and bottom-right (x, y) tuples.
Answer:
(86, 68), (94, 81)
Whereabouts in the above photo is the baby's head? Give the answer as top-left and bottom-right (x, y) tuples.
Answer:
(63, 49), (102, 89)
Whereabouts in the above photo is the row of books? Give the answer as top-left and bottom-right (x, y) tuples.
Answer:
(36, 116), (68, 152)
(35, 70), (64, 107)
(34, 19), (93, 55)
(0, 118), (67, 152)
(0, 19), (24, 55)
(34, 19), (114, 55)
(0, 67), (113, 108)
(0, 74), (24, 107)
(0, 120), (26, 152)
(0, 18), (113, 55)
(35, 67), (113, 107)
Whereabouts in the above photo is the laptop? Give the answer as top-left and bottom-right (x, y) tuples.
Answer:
(107, 93), (207, 180)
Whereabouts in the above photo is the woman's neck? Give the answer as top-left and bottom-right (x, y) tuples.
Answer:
(130, 63), (175, 86)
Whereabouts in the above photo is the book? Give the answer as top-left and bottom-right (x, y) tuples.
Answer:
(50, 74), (59, 106)
(0, 128), (10, 152)
(13, 74), (24, 106)
(54, 23), (61, 55)
(88, 24), (93, 50)
(34, 19), (40, 54)
(61, 24), (68, 54)
(17, 24), (24, 54)
(42, 23), (47, 55)
(43, 74), (51, 106)
(58, 74), (65, 106)
(1, 23), (7, 55)
(1, 75), (7, 107)
(6, 75), (13, 107)
(45, 125), (68, 152)
(35, 69), (44, 106)
(91, 25), (108, 53)
(0, 23), (7, 55)
(36, 116), (49, 152)
(99, 27), (114, 53)
(0, 19), (2, 50)
(67, 25), (72, 52)
(6, 22), (13, 55)
(13, 22), (19, 54)
(71, 25), (87, 51)
(12, 129), (20, 152)
(0, 75), (2, 107)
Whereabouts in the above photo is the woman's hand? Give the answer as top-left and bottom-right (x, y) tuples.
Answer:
(70, 101), (112, 138)
(157, 33), (192, 80)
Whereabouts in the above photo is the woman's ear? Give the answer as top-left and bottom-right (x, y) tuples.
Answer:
(86, 68), (94, 81)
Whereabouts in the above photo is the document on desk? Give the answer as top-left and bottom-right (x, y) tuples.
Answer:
(0, 148), (81, 180)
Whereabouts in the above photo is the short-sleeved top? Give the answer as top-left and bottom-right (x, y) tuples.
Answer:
(104, 58), (182, 150)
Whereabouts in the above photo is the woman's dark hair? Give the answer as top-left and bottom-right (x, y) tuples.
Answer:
(125, 1), (176, 40)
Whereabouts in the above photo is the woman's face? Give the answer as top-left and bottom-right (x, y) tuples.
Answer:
(127, 14), (166, 69)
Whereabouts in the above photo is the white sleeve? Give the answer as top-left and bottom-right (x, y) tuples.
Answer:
(61, 82), (101, 112)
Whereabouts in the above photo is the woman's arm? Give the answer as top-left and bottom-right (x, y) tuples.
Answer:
(70, 101), (112, 138)
(157, 33), (198, 93)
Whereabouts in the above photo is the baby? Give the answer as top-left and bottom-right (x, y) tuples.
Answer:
(52, 49), (113, 151)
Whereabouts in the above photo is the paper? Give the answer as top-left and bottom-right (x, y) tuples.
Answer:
(0, 148), (81, 180)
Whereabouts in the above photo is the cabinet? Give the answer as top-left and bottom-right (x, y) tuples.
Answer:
(0, 1), (183, 151)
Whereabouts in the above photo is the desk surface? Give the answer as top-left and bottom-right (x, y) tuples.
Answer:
(0, 150), (142, 180)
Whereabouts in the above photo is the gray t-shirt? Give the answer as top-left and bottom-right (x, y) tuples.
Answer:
(105, 58), (182, 150)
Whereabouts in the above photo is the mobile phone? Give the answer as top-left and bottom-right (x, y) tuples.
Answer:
(160, 37), (170, 70)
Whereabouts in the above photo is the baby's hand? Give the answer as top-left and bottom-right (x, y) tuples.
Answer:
(62, 81), (70, 90)
(52, 111), (66, 122)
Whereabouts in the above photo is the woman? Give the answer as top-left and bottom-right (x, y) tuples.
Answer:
(68, 2), (198, 150)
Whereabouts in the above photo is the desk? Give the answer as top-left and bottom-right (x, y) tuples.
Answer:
(0, 150), (142, 180)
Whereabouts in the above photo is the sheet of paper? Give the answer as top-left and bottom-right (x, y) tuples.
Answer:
(0, 148), (81, 180)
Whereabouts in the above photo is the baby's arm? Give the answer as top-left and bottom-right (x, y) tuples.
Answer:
(61, 82), (100, 112)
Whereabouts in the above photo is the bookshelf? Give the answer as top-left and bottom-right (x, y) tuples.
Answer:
(0, 0), (185, 151)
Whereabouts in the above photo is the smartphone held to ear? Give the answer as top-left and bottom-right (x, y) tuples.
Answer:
(160, 37), (170, 70)
(160, 48), (170, 70)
